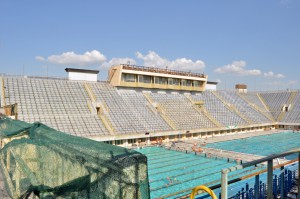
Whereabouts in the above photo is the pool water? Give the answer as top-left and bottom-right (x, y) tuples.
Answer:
(137, 132), (300, 198)
(207, 132), (300, 160)
(138, 147), (264, 199)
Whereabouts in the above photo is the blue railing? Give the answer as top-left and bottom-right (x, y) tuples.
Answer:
(221, 148), (300, 199)
(228, 170), (296, 199)
(195, 167), (296, 199)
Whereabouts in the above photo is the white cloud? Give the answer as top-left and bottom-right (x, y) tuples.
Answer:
(266, 80), (297, 87)
(214, 61), (261, 76)
(35, 56), (45, 61)
(287, 80), (298, 85)
(136, 51), (205, 72)
(101, 57), (137, 69)
(264, 71), (285, 78)
(36, 50), (206, 72)
(36, 50), (107, 66)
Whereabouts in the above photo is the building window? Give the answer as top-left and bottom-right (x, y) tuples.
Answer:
(139, 75), (152, 83)
(122, 74), (135, 82)
(115, 140), (123, 145)
(128, 139), (136, 144)
(155, 77), (167, 85)
(194, 81), (200, 87)
(160, 77), (167, 84)
(173, 78), (180, 85)
(169, 78), (179, 85)
(181, 80), (186, 86)
(187, 80), (192, 86)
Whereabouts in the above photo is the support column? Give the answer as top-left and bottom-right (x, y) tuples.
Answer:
(267, 160), (273, 199)
(221, 169), (228, 199)
(165, 136), (169, 143)
(280, 166), (284, 198)
(255, 174), (260, 199)
(147, 137), (150, 145)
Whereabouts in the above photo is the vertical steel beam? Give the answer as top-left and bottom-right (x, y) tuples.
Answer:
(221, 169), (228, 199)
(267, 160), (273, 199)
(255, 174), (260, 199)
(280, 166), (284, 198)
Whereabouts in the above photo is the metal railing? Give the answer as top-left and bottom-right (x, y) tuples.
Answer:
(121, 64), (207, 78)
(221, 148), (300, 199)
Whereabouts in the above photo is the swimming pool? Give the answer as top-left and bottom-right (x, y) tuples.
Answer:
(137, 147), (264, 199)
(137, 132), (300, 198)
(207, 131), (300, 159)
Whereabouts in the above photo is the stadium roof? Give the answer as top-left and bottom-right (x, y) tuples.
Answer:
(207, 81), (218, 85)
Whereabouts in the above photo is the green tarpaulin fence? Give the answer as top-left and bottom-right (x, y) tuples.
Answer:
(0, 117), (150, 199)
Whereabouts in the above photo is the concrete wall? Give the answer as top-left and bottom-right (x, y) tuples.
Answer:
(68, 72), (97, 82)
(205, 83), (217, 90)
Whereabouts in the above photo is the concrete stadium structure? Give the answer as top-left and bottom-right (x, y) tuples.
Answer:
(1, 64), (300, 148)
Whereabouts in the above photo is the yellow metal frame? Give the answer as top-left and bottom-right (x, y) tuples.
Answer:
(190, 185), (217, 199)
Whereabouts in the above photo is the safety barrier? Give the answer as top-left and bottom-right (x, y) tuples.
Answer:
(221, 148), (300, 199)
(227, 169), (296, 199)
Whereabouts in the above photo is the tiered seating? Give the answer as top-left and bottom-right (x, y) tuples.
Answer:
(4, 75), (300, 138)
(239, 92), (274, 120)
(118, 89), (172, 132)
(282, 92), (300, 123)
(90, 83), (164, 134)
(240, 92), (265, 110)
(259, 92), (291, 119)
(149, 92), (216, 130)
(217, 91), (272, 124)
(191, 91), (247, 127)
(3, 77), (109, 137)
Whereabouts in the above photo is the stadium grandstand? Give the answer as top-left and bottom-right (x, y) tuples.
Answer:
(1, 64), (300, 198)
(1, 64), (299, 145)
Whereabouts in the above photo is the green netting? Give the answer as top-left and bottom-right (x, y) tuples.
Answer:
(0, 117), (33, 138)
(0, 118), (150, 199)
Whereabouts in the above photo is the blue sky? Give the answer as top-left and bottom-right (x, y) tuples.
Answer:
(0, 0), (300, 91)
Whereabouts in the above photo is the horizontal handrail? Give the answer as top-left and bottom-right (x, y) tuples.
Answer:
(242, 147), (300, 168)
(121, 64), (207, 78)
